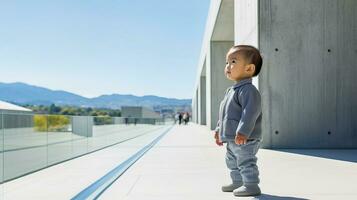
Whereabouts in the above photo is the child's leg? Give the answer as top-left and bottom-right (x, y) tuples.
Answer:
(225, 141), (243, 184)
(235, 140), (261, 185)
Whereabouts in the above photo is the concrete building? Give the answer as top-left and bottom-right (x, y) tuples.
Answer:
(0, 100), (32, 113)
(0, 100), (33, 129)
(121, 106), (161, 119)
(192, 0), (357, 148)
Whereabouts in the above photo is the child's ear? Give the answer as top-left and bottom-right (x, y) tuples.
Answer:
(246, 64), (256, 74)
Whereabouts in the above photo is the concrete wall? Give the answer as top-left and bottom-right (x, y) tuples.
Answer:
(122, 106), (160, 119)
(113, 117), (125, 124)
(193, 0), (357, 148)
(195, 90), (199, 123)
(198, 76), (207, 125)
(192, 0), (234, 129)
(72, 116), (93, 137)
(121, 106), (142, 118)
(259, 0), (357, 148)
(206, 41), (234, 129)
(191, 95), (196, 123)
(234, 0), (259, 89)
(142, 107), (161, 119)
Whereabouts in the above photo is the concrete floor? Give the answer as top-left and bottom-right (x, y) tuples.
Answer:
(1, 123), (357, 200)
(99, 124), (357, 200)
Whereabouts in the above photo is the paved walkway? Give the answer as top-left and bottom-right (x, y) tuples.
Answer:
(99, 124), (357, 200)
(2, 123), (357, 199)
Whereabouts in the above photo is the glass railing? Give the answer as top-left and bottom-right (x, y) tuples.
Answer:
(0, 111), (172, 183)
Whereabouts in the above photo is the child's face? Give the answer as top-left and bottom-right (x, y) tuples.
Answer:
(225, 50), (253, 82)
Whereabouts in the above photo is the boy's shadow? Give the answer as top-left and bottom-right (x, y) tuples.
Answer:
(247, 194), (309, 200)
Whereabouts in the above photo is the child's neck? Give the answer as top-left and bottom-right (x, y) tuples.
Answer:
(234, 77), (251, 84)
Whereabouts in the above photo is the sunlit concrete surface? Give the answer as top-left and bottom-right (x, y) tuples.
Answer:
(1, 123), (357, 199)
(99, 124), (357, 200)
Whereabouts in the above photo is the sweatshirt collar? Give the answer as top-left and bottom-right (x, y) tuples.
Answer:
(233, 78), (252, 89)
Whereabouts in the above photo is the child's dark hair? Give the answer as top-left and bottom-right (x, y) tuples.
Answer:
(230, 45), (263, 76)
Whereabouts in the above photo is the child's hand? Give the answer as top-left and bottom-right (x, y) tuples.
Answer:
(235, 133), (247, 145)
(214, 131), (223, 146)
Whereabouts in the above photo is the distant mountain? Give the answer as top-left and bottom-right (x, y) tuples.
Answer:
(0, 82), (192, 109)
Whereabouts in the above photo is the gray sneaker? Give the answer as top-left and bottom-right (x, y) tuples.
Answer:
(233, 185), (261, 196)
(221, 182), (243, 192)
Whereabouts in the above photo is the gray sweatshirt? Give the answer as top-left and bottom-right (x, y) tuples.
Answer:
(215, 78), (262, 142)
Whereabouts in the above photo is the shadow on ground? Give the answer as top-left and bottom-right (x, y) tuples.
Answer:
(252, 194), (309, 200)
(270, 149), (357, 163)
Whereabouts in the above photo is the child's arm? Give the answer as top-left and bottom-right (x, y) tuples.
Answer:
(235, 86), (262, 144)
(213, 120), (223, 146)
(214, 131), (223, 146)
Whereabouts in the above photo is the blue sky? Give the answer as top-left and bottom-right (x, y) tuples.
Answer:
(0, 0), (210, 99)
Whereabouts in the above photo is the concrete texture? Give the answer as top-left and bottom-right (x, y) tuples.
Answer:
(234, 0), (259, 90)
(192, 0), (232, 125)
(259, 0), (357, 148)
(193, 0), (357, 148)
(99, 124), (357, 200)
(206, 41), (234, 130)
(72, 116), (93, 137)
(121, 106), (161, 119)
(211, 0), (234, 41)
(234, 0), (258, 46)
(198, 76), (206, 125)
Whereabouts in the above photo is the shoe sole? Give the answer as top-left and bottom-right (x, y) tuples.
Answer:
(233, 192), (261, 197)
(221, 185), (242, 192)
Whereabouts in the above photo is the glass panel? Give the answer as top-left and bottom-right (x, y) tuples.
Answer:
(105, 117), (131, 146)
(3, 113), (47, 181)
(0, 111), (4, 197)
(47, 115), (73, 165)
(89, 116), (114, 152)
(0, 111), (172, 186)
(71, 116), (89, 157)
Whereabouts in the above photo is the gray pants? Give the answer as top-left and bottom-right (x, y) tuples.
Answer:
(225, 140), (261, 185)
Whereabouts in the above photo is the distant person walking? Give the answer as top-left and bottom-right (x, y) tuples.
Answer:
(183, 112), (190, 125)
(178, 113), (183, 125)
(186, 112), (190, 124)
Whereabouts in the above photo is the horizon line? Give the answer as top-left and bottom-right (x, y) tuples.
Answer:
(0, 81), (192, 100)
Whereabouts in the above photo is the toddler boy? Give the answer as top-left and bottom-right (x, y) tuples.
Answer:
(214, 45), (263, 197)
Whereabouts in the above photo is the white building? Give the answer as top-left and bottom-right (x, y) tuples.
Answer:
(0, 100), (32, 113)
